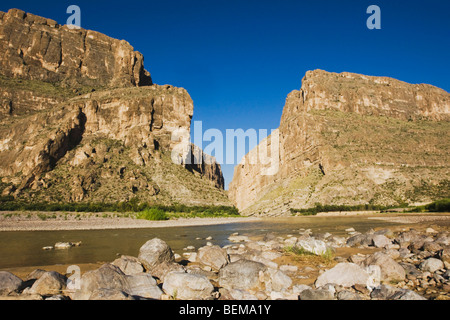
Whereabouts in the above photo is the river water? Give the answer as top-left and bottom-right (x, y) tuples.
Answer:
(0, 216), (408, 269)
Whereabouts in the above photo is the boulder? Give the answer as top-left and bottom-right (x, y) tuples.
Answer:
(138, 238), (175, 272)
(125, 273), (162, 300)
(315, 263), (370, 288)
(0, 271), (23, 295)
(296, 238), (329, 255)
(73, 264), (128, 300)
(151, 262), (186, 282)
(371, 235), (391, 248)
(440, 248), (450, 264)
(112, 255), (144, 275)
(420, 258), (444, 273)
(370, 284), (401, 300)
(390, 289), (427, 300)
(218, 259), (267, 291)
(29, 271), (67, 296)
(299, 289), (335, 300)
(346, 234), (374, 247)
(269, 270), (292, 292)
(337, 291), (363, 300)
(363, 252), (406, 282)
(197, 245), (229, 271)
(89, 289), (134, 300)
(54, 242), (73, 250)
(162, 272), (214, 300)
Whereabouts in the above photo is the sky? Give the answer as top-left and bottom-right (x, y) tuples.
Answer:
(1, 0), (449, 189)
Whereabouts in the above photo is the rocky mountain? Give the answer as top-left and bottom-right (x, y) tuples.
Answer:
(0, 9), (229, 206)
(229, 70), (450, 216)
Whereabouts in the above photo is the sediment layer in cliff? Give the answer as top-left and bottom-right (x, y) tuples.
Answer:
(229, 70), (450, 216)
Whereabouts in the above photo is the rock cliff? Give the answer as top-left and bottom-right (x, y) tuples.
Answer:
(0, 9), (228, 206)
(229, 70), (450, 216)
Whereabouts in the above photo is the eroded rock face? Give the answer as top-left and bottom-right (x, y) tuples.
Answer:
(229, 70), (450, 215)
(0, 9), (229, 206)
(0, 8), (152, 88)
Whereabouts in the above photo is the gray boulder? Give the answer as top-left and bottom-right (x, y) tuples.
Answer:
(372, 235), (392, 248)
(197, 245), (229, 271)
(299, 289), (335, 300)
(363, 252), (406, 282)
(89, 289), (134, 300)
(0, 271), (23, 296)
(269, 270), (292, 292)
(162, 272), (214, 300)
(315, 263), (370, 288)
(112, 255), (145, 275)
(218, 259), (267, 291)
(420, 258), (444, 273)
(29, 271), (67, 296)
(337, 291), (363, 300)
(125, 273), (162, 300)
(73, 264), (128, 300)
(296, 238), (329, 255)
(138, 238), (175, 272)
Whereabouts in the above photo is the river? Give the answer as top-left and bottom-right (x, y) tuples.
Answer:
(0, 215), (408, 269)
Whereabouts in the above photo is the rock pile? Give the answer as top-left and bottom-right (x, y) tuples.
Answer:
(1, 227), (449, 300)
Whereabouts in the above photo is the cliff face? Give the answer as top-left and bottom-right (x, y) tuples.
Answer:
(0, 9), (152, 88)
(229, 70), (450, 216)
(0, 9), (228, 206)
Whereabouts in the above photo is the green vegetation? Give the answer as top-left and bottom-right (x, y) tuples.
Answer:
(408, 198), (450, 213)
(0, 196), (240, 219)
(136, 208), (169, 221)
(290, 203), (403, 216)
(284, 245), (335, 264)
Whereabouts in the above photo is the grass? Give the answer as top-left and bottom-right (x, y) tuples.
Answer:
(284, 245), (335, 266)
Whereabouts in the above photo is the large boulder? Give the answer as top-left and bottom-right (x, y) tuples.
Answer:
(371, 235), (392, 248)
(420, 258), (444, 273)
(162, 272), (214, 300)
(268, 270), (292, 292)
(112, 255), (145, 275)
(315, 263), (370, 288)
(29, 271), (67, 296)
(363, 252), (405, 282)
(0, 271), (23, 296)
(295, 238), (329, 255)
(125, 273), (163, 300)
(138, 238), (175, 272)
(89, 289), (134, 300)
(218, 259), (267, 291)
(197, 245), (229, 271)
(73, 264), (128, 300)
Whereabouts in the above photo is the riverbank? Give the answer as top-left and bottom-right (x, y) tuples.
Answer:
(1, 211), (450, 232)
(0, 211), (261, 231)
(1, 218), (449, 300)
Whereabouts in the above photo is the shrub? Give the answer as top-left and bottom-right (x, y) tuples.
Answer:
(136, 208), (169, 221)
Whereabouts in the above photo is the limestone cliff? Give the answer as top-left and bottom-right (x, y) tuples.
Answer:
(229, 70), (450, 216)
(0, 9), (229, 206)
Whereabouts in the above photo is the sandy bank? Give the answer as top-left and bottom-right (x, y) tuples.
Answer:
(0, 213), (262, 232)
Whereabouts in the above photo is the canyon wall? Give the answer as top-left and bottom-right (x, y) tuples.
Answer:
(229, 70), (450, 216)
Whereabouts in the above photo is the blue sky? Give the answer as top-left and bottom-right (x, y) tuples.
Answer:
(2, 1), (449, 189)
